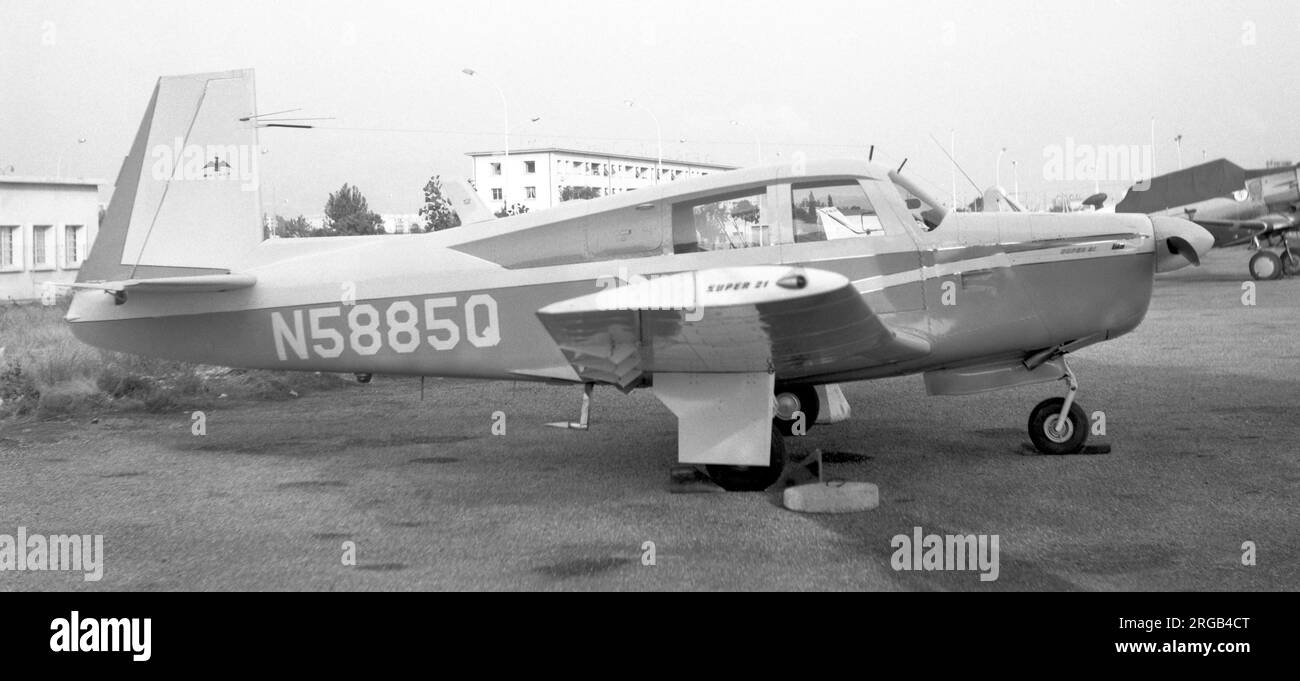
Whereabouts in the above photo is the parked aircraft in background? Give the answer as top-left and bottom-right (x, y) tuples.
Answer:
(1116, 159), (1300, 279)
(65, 70), (1215, 490)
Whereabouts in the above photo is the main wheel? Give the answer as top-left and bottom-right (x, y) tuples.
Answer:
(1027, 398), (1088, 455)
(1249, 250), (1283, 280)
(1282, 248), (1300, 277)
(773, 385), (819, 437)
(706, 425), (787, 491)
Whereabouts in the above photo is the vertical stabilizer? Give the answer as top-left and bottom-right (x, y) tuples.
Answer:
(444, 179), (497, 224)
(79, 69), (262, 282)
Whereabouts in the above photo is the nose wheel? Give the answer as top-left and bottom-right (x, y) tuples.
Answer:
(1027, 360), (1089, 455)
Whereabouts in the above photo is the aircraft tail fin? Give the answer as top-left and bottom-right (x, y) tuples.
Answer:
(78, 69), (263, 283)
(443, 179), (496, 224)
(981, 186), (1026, 213)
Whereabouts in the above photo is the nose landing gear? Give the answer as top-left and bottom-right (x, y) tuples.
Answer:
(1027, 359), (1089, 455)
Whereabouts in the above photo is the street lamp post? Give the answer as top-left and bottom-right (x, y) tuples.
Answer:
(729, 120), (762, 166)
(463, 68), (509, 209)
(624, 100), (662, 184)
(1150, 117), (1157, 176)
(950, 130), (957, 210)
(56, 137), (86, 178)
(520, 116), (542, 147)
(996, 147), (1006, 188)
(1012, 160), (1019, 203)
(1174, 134), (1183, 169)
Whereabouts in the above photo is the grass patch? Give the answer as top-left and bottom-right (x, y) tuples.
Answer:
(0, 301), (351, 420)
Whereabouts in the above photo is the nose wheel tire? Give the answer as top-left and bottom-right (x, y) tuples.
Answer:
(706, 425), (787, 491)
(1028, 397), (1088, 455)
(773, 385), (819, 437)
(1249, 250), (1283, 280)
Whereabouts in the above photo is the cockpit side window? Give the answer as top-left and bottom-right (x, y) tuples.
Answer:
(672, 188), (774, 253)
(791, 181), (882, 242)
(888, 171), (948, 231)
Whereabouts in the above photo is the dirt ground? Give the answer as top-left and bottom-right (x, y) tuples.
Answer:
(1, 248), (1296, 591)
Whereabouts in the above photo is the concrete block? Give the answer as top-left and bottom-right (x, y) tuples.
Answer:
(783, 481), (879, 513)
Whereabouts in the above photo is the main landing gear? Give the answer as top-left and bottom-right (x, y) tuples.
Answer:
(1027, 359), (1089, 455)
(1248, 234), (1300, 280)
(706, 383), (820, 491)
(773, 384), (819, 437)
(705, 424), (787, 492)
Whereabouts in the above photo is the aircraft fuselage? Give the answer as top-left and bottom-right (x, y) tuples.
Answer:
(69, 210), (1162, 389)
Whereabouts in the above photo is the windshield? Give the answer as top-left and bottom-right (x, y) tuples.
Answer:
(888, 170), (948, 231)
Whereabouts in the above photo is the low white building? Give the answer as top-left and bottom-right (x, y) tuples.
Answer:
(267, 214), (422, 235)
(0, 177), (101, 302)
(380, 214), (422, 234)
(467, 147), (735, 213)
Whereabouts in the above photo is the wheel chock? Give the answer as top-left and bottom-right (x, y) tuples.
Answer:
(774, 448), (822, 489)
(667, 465), (724, 494)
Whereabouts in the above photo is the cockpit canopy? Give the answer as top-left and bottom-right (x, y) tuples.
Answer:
(671, 167), (949, 252)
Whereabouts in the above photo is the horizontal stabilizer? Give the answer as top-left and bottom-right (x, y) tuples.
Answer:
(65, 273), (256, 294)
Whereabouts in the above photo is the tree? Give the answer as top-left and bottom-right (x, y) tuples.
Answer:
(274, 214), (318, 238)
(418, 175), (462, 232)
(323, 183), (384, 236)
(495, 202), (530, 218)
(559, 185), (602, 202)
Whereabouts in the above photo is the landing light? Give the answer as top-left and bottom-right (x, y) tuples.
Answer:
(777, 274), (807, 290)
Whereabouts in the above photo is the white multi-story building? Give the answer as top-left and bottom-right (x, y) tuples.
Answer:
(467, 147), (735, 212)
(0, 177), (101, 302)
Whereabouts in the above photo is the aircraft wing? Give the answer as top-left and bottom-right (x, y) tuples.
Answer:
(1188, 216), (1298, 248)
(535, 266), (930, 388)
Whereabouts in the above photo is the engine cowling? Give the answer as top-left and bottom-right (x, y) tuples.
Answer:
(1152, 216), (1215, 272)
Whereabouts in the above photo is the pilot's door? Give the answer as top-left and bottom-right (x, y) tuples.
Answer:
(779, 178), (926, 316)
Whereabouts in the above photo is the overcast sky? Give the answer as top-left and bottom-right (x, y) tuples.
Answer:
(3, 0), (1299, 215)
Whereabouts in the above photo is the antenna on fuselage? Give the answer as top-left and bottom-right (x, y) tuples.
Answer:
(868, 145), (875, 162)
(929, 133), (982, 196)
(897, 158), (908, 173)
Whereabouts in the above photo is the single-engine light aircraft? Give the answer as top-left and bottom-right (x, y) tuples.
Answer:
(67, 70), (1215, 490)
